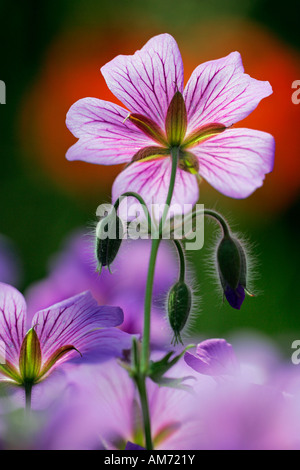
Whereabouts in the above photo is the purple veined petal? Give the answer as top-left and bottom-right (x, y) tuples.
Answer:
(184, 51), (272, 132)
(184, 339), (239, 376)
(112, 158), (199, 221)
(192, 128), (275, 198)
(101, 33), (184, 130)
(69, 328), (133, 364)
(66, 98), (155, 165)
(0, 283), (26, 368)
(32, 291), (124, 366)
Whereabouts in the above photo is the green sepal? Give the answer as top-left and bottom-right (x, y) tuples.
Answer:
(151, 375), (195, 392)
(178, 150), (199, 174)
(0, 361), (22, 384)
(168, 281), (192, 346)
(148, 345), (194, 384)
(130, 146), (169, 164)
(19, 327), (42, 384)
(38, 345), (81, 381)
(129, 114), (167, 146)
(182, 122), (226, 148)
(165, 91), (187, 146)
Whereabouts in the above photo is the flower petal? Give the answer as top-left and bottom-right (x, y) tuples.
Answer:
(101, 34), (184, 129)
(184, 339), (239, 376)
(32, 291), (125, 366)
(112, 158), (199, 221)
(0, 283), (26, 368)
(184, 51), (272, 132)
(66, 98), (155, 164)
(192, 128), (275, 198)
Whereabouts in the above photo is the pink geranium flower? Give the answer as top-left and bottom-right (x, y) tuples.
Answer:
(0, 283), (130, 390)
(66, 33), (275, 212)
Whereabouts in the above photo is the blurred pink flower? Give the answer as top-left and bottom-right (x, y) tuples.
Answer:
(66, 33), (275, 214)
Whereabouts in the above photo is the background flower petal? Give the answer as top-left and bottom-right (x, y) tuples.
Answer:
(112, 158), (199, 221)
(0, 283), (26, 367)
(192, 128), (275, 198)
(66, 98), (155, 164)
(184, 339), (239, 376)
(32, 291), (125, 365)
(101, 33), (184, 129)
(184, 51), (272, 132)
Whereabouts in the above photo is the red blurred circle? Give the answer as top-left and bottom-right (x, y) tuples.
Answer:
(183, 19), (300, 215)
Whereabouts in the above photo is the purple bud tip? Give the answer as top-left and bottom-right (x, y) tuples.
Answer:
(125, 441), (145, 450)
(225, 283), (245, 310)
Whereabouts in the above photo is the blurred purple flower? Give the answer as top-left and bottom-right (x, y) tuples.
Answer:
(125, 442), (145, 450)
(184, 339), (240, 377)
(25, 232), (178, 344)
(33, 341), (300, 450)
(66, 33), (274, 215)
(0, 235), (22, 287)
(34, 359), (201, 450)
(2, 334), (300, 450)
(0, 282), (130, 389)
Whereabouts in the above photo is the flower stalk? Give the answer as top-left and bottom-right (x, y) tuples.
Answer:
(136, 146), (179, 449)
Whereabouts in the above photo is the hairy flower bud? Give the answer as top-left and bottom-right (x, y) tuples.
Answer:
(96, 211), (124, 273)
(217, 235), (247, 310)
(167, 281), (192, 345)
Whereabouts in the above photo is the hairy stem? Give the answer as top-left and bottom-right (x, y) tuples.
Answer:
(173, 239), (186, 282)
(136, 375), (153, 450)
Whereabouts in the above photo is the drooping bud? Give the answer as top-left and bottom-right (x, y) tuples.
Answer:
(95, 210), (124, 273)
(217, 235), (247, 310)
(167, 281), (192, 345)
(19, 327), (42, 384)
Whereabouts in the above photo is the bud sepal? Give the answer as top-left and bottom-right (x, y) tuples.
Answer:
(217, 235), (248, 310)
(95, 210), (124, 273)
(167, 281), (192, 345)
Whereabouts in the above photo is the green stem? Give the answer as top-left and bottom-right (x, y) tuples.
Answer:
(136, 376), (153, 450)
(173, 239), (185, 281)
(25, 383), (32, 413)
(140, 238), (160, 374)
(173, 207), (230, 238)
(114, 191), (152, 231)
(141, 147), (179, 374)
(137, 146), (179, 450)
(203, 209), (230, 237)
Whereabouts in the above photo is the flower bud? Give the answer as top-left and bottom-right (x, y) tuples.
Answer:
(217, 235), (247, 310)
(96, 211), (124, 273)
(167, 281), (192, 345)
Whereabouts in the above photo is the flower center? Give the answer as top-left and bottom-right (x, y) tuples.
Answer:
(127, 91), (226, 174)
